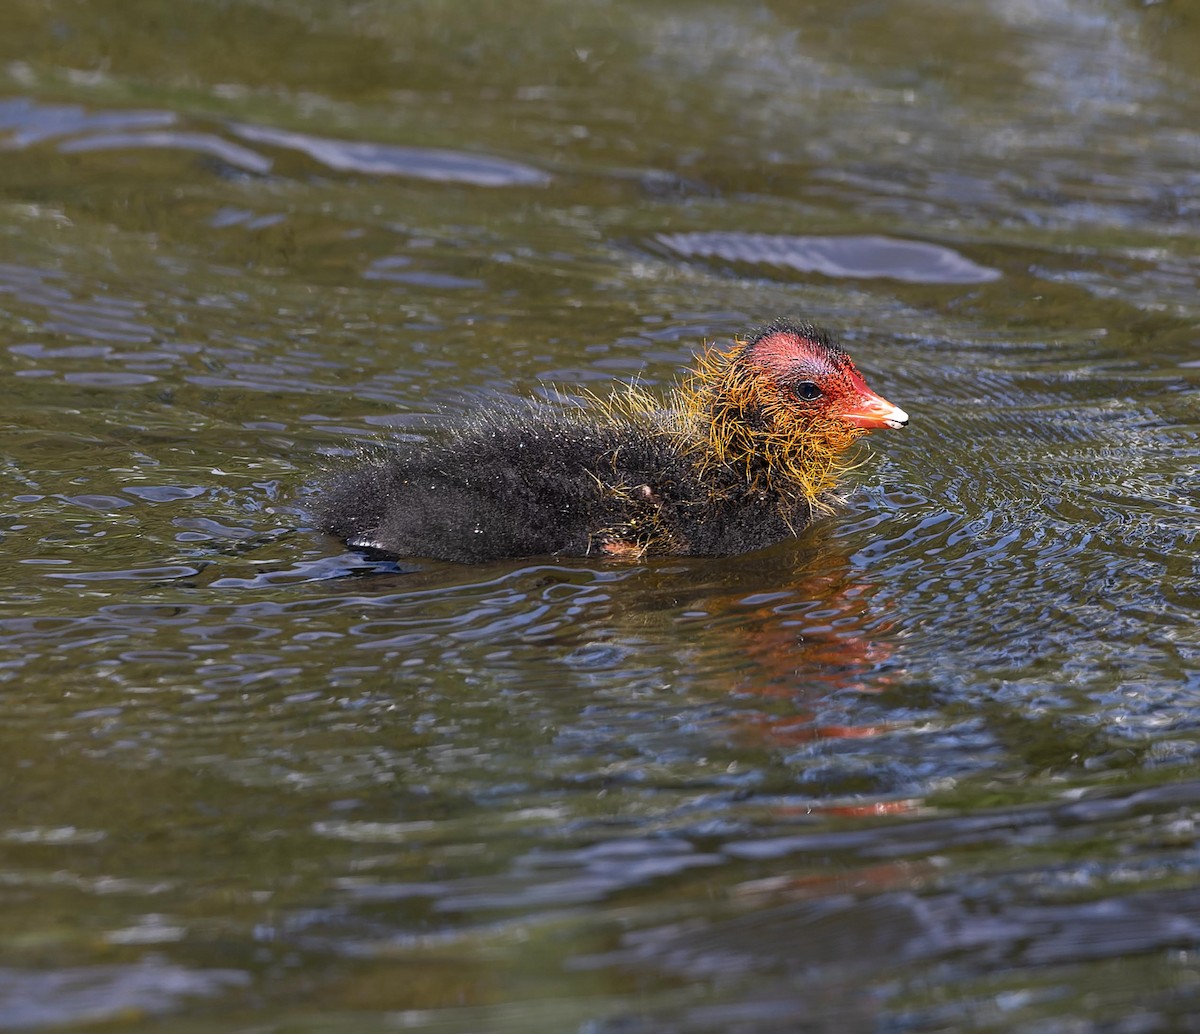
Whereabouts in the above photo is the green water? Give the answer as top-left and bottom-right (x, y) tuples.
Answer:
(0, 1), (1198, 1030)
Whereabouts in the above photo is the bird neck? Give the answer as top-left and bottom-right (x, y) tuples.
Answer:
(670, 343), (866, 504)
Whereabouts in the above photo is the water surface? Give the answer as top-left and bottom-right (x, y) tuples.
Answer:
(0, 1), (1198, 1030)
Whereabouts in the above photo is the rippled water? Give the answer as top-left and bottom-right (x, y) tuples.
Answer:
(1, 1), (1198, 1030)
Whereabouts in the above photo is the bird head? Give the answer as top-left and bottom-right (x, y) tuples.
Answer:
(679, 319), (907, 502)
(739, 319), (908, 431)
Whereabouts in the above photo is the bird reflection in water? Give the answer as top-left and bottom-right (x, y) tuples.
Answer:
(634, 535), (919, 819)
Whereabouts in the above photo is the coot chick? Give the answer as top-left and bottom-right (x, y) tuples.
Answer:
(314, 318), (907, 562)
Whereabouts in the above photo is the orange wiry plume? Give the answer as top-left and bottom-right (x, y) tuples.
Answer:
(668, 340), (868, 508)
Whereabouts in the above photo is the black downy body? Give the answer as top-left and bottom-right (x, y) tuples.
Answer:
(314, 403), (804, 562)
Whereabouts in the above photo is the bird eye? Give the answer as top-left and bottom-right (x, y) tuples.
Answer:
(794, 380), (823, 401)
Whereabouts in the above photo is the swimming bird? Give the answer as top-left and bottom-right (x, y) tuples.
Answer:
(313, 318), (907, 562)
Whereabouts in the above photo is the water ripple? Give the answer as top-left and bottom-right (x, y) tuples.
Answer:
(59, 130), (273, 174)
(230, 121), (551, 186)
(0, 959), (248, 1030)
(654, 232), (1000, 284)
